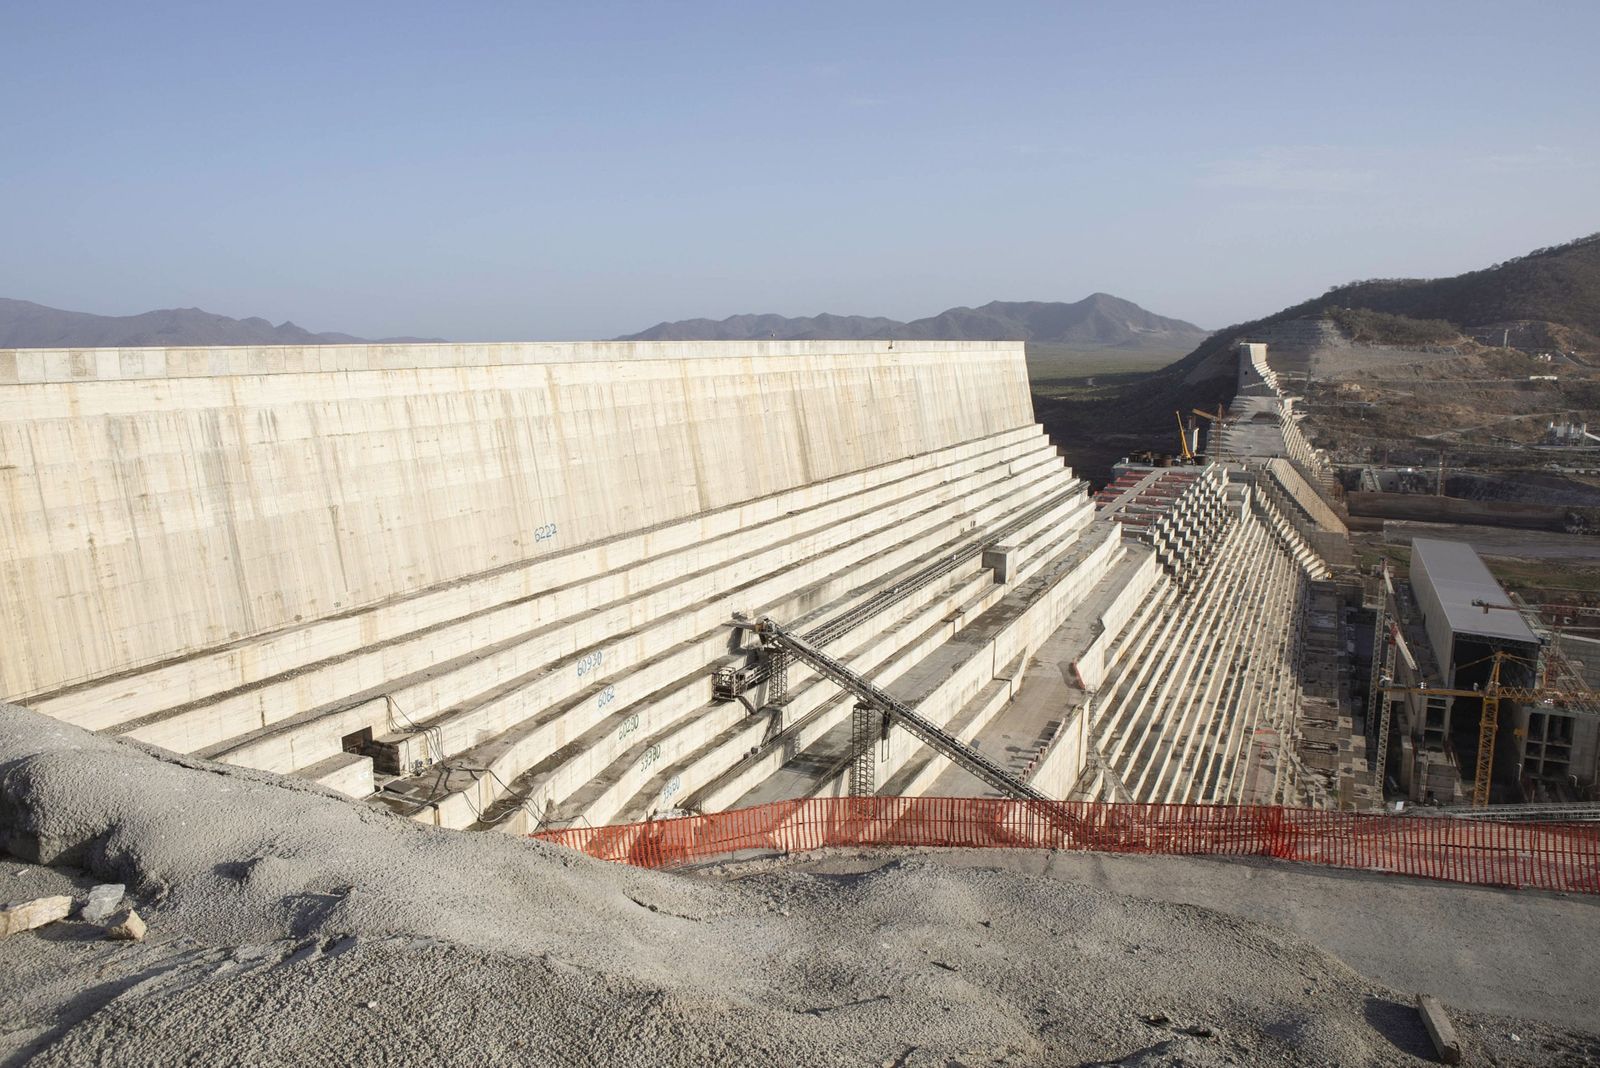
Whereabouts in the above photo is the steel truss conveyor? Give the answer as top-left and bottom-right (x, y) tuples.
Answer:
(712, 486), (1084, 700)
(731, 615), (1053, 804)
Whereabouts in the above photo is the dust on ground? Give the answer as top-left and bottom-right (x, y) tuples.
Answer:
(1380, 521), (1600, 562)
(3, 704), (1597, 1066)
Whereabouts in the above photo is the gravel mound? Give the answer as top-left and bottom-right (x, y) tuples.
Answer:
(2, 704), (1596, 1066)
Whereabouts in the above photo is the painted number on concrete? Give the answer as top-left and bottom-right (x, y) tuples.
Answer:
(534, 522), (558, 543)
(597, 684), (617, 711)
(576, 650), (603, 678)
(640, 744), (661, 771)
(617, 712), (640, 741)
(660, 775), (681, 802)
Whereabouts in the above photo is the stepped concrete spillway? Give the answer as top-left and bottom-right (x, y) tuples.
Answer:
(1, 338), (1347, 833)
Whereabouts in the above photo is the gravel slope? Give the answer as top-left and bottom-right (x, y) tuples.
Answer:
(2, 704), (1597, 1066)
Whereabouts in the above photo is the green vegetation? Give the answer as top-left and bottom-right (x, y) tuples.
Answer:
(1323, 307), (1459, 347)
(1025, 344), (1185, 393)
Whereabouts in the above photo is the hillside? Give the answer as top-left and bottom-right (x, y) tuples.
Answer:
(1308, 233), (1600, 343)
(1037, 232), (1600, 481)
(0, 298), (440, 348)
(621, 293), (1208, 353)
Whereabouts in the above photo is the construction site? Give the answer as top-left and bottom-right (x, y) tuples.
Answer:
(3, 337), (1600, 1065)
(5, 336), (1600, 827)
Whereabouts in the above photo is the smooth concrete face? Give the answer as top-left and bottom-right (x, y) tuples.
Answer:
(0, 340), (1032, 700)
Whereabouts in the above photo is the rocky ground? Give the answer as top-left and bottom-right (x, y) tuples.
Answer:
(3, 703), (1598, 1066)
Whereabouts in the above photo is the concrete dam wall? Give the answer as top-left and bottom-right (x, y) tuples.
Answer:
(2, 338), (1338, 830)
(1, 341), (1030, 699)
(3, 340), (1118, 827)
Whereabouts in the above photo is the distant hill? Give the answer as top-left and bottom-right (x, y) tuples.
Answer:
(621, 312), (904, 343)
(0, 298), (440, 348)
(1303, 233), (1600, 342)
(620, 293), (1208, 352)
(1156, 231), (1600, 392)
(1036, 231), (1600, 480)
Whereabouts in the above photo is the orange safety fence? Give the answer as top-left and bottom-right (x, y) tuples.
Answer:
(531, 796), (1600, 894)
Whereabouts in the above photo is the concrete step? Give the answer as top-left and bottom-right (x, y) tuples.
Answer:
(33, 423), (1050, 729)
(132, 436), (1068, 766)
(717, 522), (1124, 808)
(501, 475), (1093, 828)
(373, 459), (1088, 826)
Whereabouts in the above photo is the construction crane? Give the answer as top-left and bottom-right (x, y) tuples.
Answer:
(1475, 597), (1600, 637)
(1380, 650), (1600, 808)
(1173, 411), (1196, 463)
(1188, 405), (1231, 460)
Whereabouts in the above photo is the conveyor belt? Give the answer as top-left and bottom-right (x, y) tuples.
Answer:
(716, 485), (1083, 698)
(741, 617), (1052, 805)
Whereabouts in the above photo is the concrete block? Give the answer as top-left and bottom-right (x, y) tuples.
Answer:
(982, 545), (1018, 584)
(1416, 994), (1463, 1064)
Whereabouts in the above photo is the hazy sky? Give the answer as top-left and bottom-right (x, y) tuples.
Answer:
(3, 2), (1596, 340)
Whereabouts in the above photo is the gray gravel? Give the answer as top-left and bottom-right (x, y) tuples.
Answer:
(2, 703), (1597, 1066)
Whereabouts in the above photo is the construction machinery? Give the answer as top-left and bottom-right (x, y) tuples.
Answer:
(729, 614), (1052, 803)
(1173, 411), (1197, 463)
(1380, 650), (1600, 807)
(1367, 561), (1399, 791)
(1188, 405), (1232, 460)
(711, 485), (1083, 703)
(725, 613), (1099, 847)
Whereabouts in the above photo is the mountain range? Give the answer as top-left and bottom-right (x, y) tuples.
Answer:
(2, 292), (1207, 352)
(618, 293), (1209, 352)
(0, 298), (440, 348)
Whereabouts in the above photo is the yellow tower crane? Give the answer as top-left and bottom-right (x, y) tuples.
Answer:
(1188, 405), (1231, 460)
(1380, 650), (1600, 807)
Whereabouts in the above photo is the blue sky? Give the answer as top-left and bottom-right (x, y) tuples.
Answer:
(2, 1), (1596, 340)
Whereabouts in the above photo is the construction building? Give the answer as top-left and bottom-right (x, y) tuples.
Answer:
(1408, 538), (1540, 797)
(1369, 536), (1600, 804)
